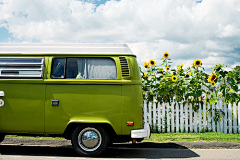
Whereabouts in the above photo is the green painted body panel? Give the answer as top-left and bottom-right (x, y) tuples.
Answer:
(0, 82), (46, 133)
(0, 54), (143, 137)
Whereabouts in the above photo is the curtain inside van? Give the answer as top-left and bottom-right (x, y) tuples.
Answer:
(66, 58), (116, 80)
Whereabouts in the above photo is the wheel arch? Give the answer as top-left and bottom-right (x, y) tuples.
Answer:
(63, 122), (117, 140)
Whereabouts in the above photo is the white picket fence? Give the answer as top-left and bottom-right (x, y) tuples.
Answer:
(144, 100), (240, 133)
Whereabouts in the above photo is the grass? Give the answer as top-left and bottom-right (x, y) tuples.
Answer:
(5, 132), (240, 143)
(143, 132), (240, 143)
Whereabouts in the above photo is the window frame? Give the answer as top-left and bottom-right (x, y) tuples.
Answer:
(51, 57), (117, 80)
(0, 57), (45, 79)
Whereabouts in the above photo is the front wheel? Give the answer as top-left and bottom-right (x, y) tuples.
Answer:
(71, 125), (109, 156)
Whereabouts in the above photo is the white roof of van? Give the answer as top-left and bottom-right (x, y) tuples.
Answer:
(0, 43), (134, 55)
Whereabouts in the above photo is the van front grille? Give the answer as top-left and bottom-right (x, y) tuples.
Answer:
(119, 57), (130, 77)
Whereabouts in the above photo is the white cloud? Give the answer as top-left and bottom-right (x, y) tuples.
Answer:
(0, 0), (240, 73)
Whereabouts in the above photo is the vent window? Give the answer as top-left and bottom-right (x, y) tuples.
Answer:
(119, 57), (130, 77)
(0, 57), (44, 78)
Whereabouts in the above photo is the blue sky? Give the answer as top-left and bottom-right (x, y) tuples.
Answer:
(0, 0), (239, 73)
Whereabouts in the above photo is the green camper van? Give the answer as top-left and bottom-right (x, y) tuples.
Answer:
(0, 43), (150, 156)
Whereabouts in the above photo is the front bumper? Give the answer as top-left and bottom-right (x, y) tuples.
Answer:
(131, 122), (151, 139)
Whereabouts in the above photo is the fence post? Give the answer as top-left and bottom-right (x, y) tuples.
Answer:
(228, 103), (232, 134)
(171, 102), (175, 133)
(176, 102), (179, 133)
(233, 102), (237, 134)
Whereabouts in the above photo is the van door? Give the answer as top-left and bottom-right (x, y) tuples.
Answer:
(44, 57), (122, 135)
(0, 57), (46, 133)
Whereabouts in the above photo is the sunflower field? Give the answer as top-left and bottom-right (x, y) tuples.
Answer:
(140, 52), (240, 111)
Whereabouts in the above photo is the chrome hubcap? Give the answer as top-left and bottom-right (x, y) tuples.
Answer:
(78, 128), (102, 151)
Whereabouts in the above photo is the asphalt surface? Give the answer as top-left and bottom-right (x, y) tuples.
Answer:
(1, 138), (240, 159)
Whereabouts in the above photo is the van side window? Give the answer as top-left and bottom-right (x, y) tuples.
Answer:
(0, 57), (44, 78)
(66, 58), (117, 79)
(52, 58), (66, 78)
(52, 57), (117, 79)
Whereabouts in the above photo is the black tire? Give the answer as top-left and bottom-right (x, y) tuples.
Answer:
(71, 125), (109, 156)
(0, 134), (5, 143)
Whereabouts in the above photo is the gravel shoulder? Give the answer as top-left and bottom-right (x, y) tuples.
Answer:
(2, 138), (240, 149)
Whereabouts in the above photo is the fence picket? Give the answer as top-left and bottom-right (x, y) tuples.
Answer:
(233, 102), (237, 134)
(185, 103), (188, 133)
(162, 103), (165, 133)
(207, 103), (211, 131)
(212, 103), (216, 132)
(228, 103), (232, 134)
(189, 103), (193, 133)
(203, 103), (206, 132)
(176, 102), (179, 133)
(144, 100), (147, 124)
(224, 103), (227, 133)
(180, 103), (184, 132)
(171, 103), (175, 133)
(149, 101), (152, 126)
(199, 103), (202, 133)
(239, 102), (240, 134)
(217, 102), (220, 132)
(153, 101), (157, 130)
(158, 102), (161, 133)
(167, 103), (170, 133)
(219, 99), (223, 132)
(194, 107), (197, 133)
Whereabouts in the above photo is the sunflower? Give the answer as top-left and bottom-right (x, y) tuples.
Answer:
(180, 64), (184, 69)
(162, 78), (166, 81)
(163, 52), (169, 58)
(172, 75), (177, 82)
(208, 74), (217, 82)
(149, 59), (156, 67)
(211, 81), (215, 86)
(230, 89), (233, 93)
(165, 66), (170, 71)
(194, 58), (202, 67)
(143, 72), (148, 80)
(143, 62), (149, 69)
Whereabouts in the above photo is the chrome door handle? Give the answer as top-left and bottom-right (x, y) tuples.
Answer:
(0, 91), (4, 97)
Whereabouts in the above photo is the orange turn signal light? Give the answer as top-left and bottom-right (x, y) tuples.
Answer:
(127, 121), (134, 126)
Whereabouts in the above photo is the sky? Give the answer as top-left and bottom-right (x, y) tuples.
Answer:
(0, 0), (240, 73)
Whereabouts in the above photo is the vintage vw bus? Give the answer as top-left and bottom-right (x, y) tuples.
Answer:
(0, 43), (150, 156)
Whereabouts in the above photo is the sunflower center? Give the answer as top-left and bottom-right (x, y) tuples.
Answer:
(196, 61), (200, 65)
(150, 61), (154, 65)
(173, 77), (176, 80)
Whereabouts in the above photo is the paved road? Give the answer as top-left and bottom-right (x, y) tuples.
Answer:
(1, 139), (240, 160)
